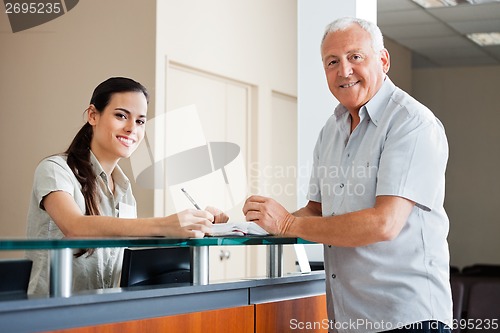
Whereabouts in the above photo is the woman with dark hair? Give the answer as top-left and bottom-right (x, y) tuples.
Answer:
(26, 77), (227, 295)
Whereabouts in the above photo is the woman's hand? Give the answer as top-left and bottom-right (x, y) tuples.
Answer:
(177, 208), (214, 226)
(161, 209), (213, 238)
(204, 206), (229, 223)
(173, 207), (228, 238)
(179, 221), (212, 238)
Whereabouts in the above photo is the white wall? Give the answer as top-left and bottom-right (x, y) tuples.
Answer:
(297, 0), (378, 208)
(156, 0), (297, 97)
(413, 66), (500, 268)
(155, 0), (298, 214)
(155, 0), (298, 277)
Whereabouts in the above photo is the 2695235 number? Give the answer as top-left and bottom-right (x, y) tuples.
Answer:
(451, 318), (499, 330)
(5, 2), (62, 14)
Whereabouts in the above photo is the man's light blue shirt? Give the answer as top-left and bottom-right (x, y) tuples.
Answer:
(308, 78), (452, 332)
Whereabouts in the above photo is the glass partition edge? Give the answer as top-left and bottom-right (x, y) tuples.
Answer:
(0, 237), (315, 251)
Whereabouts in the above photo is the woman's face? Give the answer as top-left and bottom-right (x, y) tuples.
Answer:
(88, 91), (148, 163)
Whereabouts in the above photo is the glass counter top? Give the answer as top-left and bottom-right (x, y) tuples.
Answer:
(0, 236), (314, 250)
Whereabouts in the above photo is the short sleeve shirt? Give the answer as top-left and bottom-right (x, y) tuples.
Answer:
(26, 151), (137, 295)
(308, 78), (452, 332)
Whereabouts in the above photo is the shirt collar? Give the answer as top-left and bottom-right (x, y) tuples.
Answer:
(333, 76), (396, 126)
(334, 104), (349, 120)
(89, 151), (130, 193)
(364, 77), (396, 126)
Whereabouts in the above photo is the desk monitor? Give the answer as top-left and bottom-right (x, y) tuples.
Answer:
(120, 247), (192, 287)
(0, 259), (32, 300)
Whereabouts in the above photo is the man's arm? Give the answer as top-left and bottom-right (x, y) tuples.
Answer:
(292, 200), (322, 217)
(243, 195), (415, 247)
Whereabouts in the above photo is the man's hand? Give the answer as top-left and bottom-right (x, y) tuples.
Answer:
(242, 195), (295, 235)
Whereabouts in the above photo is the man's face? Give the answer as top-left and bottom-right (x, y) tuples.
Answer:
(321, 24), (390, 114)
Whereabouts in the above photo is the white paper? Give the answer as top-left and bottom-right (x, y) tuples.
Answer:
(208, 222), (269, 236)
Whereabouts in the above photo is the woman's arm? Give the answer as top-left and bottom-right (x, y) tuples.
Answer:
(43, 191), (214, 238)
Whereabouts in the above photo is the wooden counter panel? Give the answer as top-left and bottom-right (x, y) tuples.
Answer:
(255, 294), (328, 333)
(49, 305), (254, 333)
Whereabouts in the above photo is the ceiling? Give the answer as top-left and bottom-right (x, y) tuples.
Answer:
(377, 0), (500, 68)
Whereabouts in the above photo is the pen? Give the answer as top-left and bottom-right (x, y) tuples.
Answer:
(181, 188), (201, 210)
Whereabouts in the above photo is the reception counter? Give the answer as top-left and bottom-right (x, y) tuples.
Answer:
(1, 271), (326, 332)
(0, 237), (328, 333)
